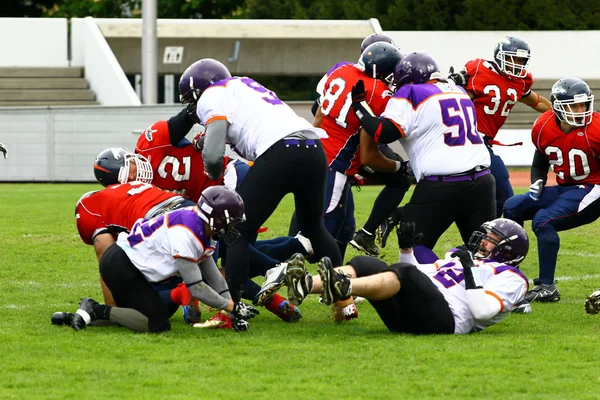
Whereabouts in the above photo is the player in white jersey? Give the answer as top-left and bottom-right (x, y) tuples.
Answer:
(352, 52), (496, 250)
(178, 58), (342, 306)
(256, 218), (529, 334)
(62, 186), (260, 333)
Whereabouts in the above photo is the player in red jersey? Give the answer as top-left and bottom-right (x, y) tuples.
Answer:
(450, 35), (552, 217)
(504, 77), (600, 305)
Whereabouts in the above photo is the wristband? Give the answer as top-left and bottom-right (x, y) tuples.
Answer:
(530, 93), (541, 108)
(394, 161), (402, 172)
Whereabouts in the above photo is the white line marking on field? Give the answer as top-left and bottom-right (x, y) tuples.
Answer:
(561, 251), (600, 258)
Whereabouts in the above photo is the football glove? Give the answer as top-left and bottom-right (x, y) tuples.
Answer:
(192, 132), (206, 152)
(451, 245), (482, 289)
(0, 142), (7, 159)
(529, 179), (544, 201)
(231, 317), (249, 332)
(351, 79), (366, 103)
(232, 302), (260, 320)
(448, 66), (468, 86)
(396, 222), (423, 249)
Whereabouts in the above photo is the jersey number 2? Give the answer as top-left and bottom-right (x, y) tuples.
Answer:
(545, 146), (591, 181)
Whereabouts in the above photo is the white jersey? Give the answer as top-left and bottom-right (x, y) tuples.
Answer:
(382, 81), (490, 182)
(116, 208), (215, 283)
(405, 251), (528, 334)
(196, 77), (326, 161)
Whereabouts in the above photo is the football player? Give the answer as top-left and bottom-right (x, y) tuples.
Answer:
(449, 35), (552, 217)
(179, 58), (342, 313)
(353, 52), (496, 251)
(503, 77), (600, 304)
(135, 117), (311, 322)
(59, 186), (260, 333)
(256, 219), (529, 334)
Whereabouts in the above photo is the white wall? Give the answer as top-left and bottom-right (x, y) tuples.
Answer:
(71, 17), (141, 106)
(0, 18), (68, 67)
(384, 31), (600, 80)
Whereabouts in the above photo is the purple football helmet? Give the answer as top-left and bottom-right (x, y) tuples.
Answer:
(194, 186), (246, 246)
(360, 33), (396, 53)
(468, 218), (529, 266)
(179, 58), (231, 104)
(393, 52), (444, 89)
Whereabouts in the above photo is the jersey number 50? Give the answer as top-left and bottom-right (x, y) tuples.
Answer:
(440, 98), (483, 146)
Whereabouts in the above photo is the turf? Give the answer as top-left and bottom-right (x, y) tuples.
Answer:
(0, 183), (599, 399)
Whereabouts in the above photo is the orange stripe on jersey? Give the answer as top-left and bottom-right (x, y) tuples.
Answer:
(206, 115), (228, 125)
(485, 290), (504, 312)
(174, 254), (199, 263)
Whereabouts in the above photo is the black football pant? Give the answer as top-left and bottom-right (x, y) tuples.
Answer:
(225, 138), (342, 303)
(401, 173), (496, 249)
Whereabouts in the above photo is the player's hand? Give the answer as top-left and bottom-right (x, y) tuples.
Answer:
(231, 317), (249, 332)
(0, 142), (7, 159)
(448, 66), (468, 87)
(450, 245), (475, 269)
(232, 302), (260, 320)
(529, 179), (544, 201)
(351, 79), (367, 103)
(396, 222), (423, 249)
(399, 160), (413, 177)
(193, 132), (206, 152)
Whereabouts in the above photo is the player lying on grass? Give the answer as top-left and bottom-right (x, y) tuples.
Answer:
(53, 186), (259, 333)
(256, 218), (530, 334)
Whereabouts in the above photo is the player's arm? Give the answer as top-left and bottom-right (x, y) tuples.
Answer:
(519, 90), (552, 113)
(312, 105), (324, 128)
(92, 233), (115, 261)
(167, 106), (198, 146)
(176, 257), (234, 311)
(202, 119), (230, 180)
(359, 130), (401, 172)
(531, 149), (549, 185)
(311, 99), (320, 117)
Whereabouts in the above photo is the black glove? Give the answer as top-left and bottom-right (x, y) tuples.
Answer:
(448, 66), (468, 87)
(451, 245), (481, 289)
(185, 102), (201, 124)
(396, 222), (423, 249)
(351, 79), (367, 104)
(399, 160), (414, 177)
(232, 302), (260, 320)
(231, 317), (249, 332)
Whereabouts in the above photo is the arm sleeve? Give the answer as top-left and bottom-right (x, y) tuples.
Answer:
(198, 257), (231, 300)
(466, 289), (502, 321)
(531, 149), (549, 185)
(176, 258), (230, 310)
(167, 107), (197, 146)
(202, 119), (230, 180)
(311, 99), (320, 116)
(360, 115), (404, 144)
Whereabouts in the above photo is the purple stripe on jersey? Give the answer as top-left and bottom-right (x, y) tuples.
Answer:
(414, 245), (439, 264)
(494, 265), (529, 283)
(166, 209), (211, 246)
(327, 61), (352, 76)
(209, 77), (238, 88)
(393, 83), (443, 107)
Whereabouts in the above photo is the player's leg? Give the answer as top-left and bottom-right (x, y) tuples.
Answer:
(255, 235), (313, 260)
(321, 169), (353, 260)
(487, 145), (514, 218)
(294, 143), (343, 267)
(527, 185), (600, 302)
(455, 173), (496, 245)
(502, 186), (560, 225)
(401, 181), (455, 249)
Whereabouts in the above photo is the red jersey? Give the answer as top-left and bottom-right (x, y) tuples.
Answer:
(320, 64), (392, 175)
(76, 182), (181, 245)
(465, 58), (533, 139)
(532, 110), (600, 186)
(135, 120), (223, 202)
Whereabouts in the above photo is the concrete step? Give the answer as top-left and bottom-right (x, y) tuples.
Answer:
(0, 67), (83, 78)
(0, 100), (99, 106)
(0, 89), (95, 101)
(0, 78), (88, 90)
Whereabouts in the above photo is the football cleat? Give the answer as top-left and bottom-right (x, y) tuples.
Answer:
(524, 279), (561, 303)
(51, 312), (74, 326)
(71, 298), (99, 331)
(284, 253), (313, 306)
(182, 300), (202, 325)
(585, 289), (600, 315)
(253, 262), (288, 306)
(318, 257), (352, 306)
(193, 310), (233, 329)
(349, 230), (380, 256)
(266, 294), (302, 323)
(378, 215), (399, 249)
(512, 300), (532, 314)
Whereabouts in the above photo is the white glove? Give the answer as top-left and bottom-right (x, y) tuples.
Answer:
(529, 179), (544, 201)
(0, 142), (7, 159)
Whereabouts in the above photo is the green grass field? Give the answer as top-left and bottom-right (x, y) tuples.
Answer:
(1, 183), (599, 399)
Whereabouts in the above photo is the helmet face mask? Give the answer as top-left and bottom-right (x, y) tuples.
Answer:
(494, 36), (531, 78)
(550, 77), (594, 127)
(467, 218), (529, 266)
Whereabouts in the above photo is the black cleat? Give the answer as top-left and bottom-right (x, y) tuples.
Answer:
(71, 298), (99, 331)
(51, 312), (74, 326)
(585, 289), (600, 315)
(349, 230), (380, 256)
(318, 257), (352, 305)
(284, 253), (313, 306)
(378, 215), (399, 249)
(524, 279), (561, 303)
